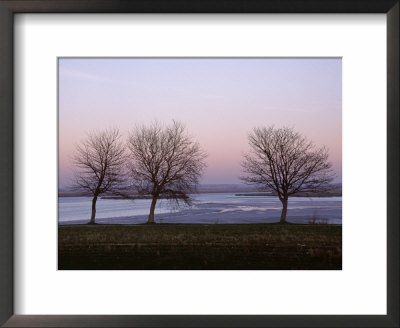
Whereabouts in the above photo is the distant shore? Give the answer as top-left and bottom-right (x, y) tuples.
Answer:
(59, 190), (342, 198)
(58, 190), (257, 198)
(59, 183), (342, 197)
(235, 192), (342, 197)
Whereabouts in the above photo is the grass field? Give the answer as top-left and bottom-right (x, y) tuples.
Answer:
(58, 223), (342, 270)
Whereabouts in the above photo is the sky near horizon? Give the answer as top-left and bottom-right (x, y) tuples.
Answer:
(58, 58), (342, 188)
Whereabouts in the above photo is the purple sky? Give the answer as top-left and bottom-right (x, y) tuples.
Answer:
(59, 58), (341, 188)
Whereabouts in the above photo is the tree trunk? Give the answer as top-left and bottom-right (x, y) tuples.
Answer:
(89, 194), (98, 224)
(147, 196), (158, 224)
(280, 198), (288, 223)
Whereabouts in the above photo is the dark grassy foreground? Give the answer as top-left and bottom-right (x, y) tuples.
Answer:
(58, 224), (342, 270)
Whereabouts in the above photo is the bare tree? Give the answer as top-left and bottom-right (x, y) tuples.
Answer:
(73, 128), (126, 224)
(241, 126), (334, 223)
(127, 121), (207, 224)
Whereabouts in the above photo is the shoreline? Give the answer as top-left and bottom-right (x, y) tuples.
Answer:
(59, 222), (343, 227)
(58, 190), (342, 198)
(58, 216), (342, 226)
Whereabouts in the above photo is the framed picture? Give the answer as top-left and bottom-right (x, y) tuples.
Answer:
(0, 0), (398, 327)
(57, 56), (343, 270)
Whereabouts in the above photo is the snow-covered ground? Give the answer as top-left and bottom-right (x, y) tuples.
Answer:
(58, 193), (342, 225)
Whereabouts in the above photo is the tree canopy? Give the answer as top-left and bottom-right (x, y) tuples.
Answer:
(241, 126), (334, 222)
(127, 121), (207, 223)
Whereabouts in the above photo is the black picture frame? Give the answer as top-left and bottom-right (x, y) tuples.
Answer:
(0, 1), (398, 327)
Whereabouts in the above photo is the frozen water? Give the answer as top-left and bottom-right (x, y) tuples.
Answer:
(58, 193), (342, 225)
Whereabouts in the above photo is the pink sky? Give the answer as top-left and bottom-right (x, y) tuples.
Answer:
(59, 58), (342, 188)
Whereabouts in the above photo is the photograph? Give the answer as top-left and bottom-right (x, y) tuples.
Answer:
(58, 58), (342, 270)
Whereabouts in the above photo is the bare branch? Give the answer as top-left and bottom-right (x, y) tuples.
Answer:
(72, 128), (126, 224)
(241, 126), (335, 223)
(127, 120), (207, 223)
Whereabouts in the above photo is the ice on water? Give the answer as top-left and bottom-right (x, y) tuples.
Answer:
(58, 193), (342, 225)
